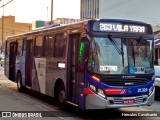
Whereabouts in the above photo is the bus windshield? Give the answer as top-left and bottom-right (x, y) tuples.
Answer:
(88, 36), (154, 74)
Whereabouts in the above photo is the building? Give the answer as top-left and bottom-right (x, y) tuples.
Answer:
(81, 0), (160, 65)
(81, 0), (99, 20)
(81, 0), (160, 26)
(32, 21), (45, 30)
(32, 18), (81, 30)
(101, 0), (160, 26)
(0, 15), (32, 48)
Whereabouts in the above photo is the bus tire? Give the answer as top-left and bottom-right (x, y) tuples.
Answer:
(56, 83), (66, 108)
(17, 72), (25, 92)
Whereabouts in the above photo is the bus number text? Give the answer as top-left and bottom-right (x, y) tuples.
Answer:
(137, 88), (148, 93)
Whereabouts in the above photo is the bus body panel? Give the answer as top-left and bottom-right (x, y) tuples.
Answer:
(31, 57), (67, 97)
(4, 51), (9, 79)
(87, 74), (154, 96)
(85, 76), (154, 109)
(20, 55), (26, 86)
(32, 58), (46, 93)
(45, 58), (66, 97)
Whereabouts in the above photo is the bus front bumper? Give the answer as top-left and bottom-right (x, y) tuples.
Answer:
(85, 87), (155, 109)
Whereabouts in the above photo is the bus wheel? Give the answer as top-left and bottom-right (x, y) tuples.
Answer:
(57, 84), (66, 108)
(17, 73), (25, 92)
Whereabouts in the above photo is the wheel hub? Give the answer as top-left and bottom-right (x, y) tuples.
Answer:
(17, 78), (21, 88)
(59, 91), (65, 103)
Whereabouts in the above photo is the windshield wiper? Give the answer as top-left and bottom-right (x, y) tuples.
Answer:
(108, 34), (124, 67)
(108, 34), (124, 55)
(121, 41), (125, 67)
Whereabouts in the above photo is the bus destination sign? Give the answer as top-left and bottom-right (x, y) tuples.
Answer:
(93, 22), (147, 33)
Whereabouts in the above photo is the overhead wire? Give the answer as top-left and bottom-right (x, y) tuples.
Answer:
(0, 0), (13, 8)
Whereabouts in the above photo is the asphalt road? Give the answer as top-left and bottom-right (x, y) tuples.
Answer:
(0, 66), (160, 120)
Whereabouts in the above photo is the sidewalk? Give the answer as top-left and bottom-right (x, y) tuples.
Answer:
(0, 67), (68, 120)
(0, 67), (17, 89)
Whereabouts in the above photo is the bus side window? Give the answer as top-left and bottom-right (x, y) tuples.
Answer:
(53, 33), (66, 58)
(17, 39), (23, 56)
(34, 36), (43, 57)
(44, 35), (54, 57)
(61, 34), (67, 57)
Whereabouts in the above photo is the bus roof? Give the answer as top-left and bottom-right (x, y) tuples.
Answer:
(6, 18), (152, 40)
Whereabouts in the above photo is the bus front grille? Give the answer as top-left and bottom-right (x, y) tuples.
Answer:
(102, 78), (151, 86)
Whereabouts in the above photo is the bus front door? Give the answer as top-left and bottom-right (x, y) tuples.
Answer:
(25, 40), (33, 87)
(67, 33), (80, 105)
(9, 42), (17, 81)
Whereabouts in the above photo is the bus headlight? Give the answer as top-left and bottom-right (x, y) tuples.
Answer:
(97, 89), (105, 98)
(89, 83), (106, 98)
(149, 86), (154, 96)
(89, 84), (96, 92)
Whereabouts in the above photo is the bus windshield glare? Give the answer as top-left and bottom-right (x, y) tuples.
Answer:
(88, 36), (154, 74)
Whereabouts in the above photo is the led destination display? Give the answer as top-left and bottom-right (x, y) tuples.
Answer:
(93, 22), (152, 34)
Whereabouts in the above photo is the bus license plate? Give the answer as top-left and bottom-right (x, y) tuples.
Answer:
(123, 99), (135, 104)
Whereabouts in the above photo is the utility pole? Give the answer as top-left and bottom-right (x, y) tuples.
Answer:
(0, 0), (13, 52)
(51, 0), (53, 25)
(1, 0), (4, 52)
